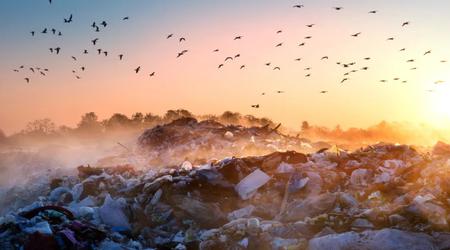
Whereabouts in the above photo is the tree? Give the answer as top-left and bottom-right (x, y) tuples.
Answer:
(131, 112), (144, 124)
(77, 112), (102, 133)
(143, 113), (162, 124)
(105, 113), (131, 129)
(163, 109), (193, 122)
(301, 121), (310, 131)
(220, 111), (241, 124)
(24, 118), (56, 136)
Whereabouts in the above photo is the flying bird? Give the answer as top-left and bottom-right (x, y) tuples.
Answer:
(135, 67), (141, 73)
(179, 37), (186, 42)
(305, 74), (311, 77)
(83, 49), (88, 54)
(402, 21), (410, 27)
(218, 64), (224, 69)
(275, 43), (283, 47)
(265, 62), (271, 66)
(97, 49), (102, 54)
(42, 28), (47, 34)
(251, 104), (260, 108)
(368, 10), (378, 14)
(71, 56), (77, 61)
(321, 56), (329, 60)
(293, 4), (304, 8)
(364, 57), (371, 60)
(341, 78), (348, 83)
(58, 31), (62, 36)
(213, 49), (219, 52)
(273, 67), (281, 70)
(234, 36), (243, 40)
(55, 47), (60, 54)
(304, 36), (312, 39)
(225, 57), (233, 61)
(81, 67), (85, 71)
(119, 54), (124, 60)
(400, 48), (406, 52)
(320, 91), (328, 94)
(424, 50), (432, 55)
(306, 24), (315, 28)
(361, 67), (369, 70)
(167, 34), (173, 39)
(295, 58), (302, 61)
(298, 42), (305, 46)
(40, 71), (46, 76)
(122, 16), (129, 20)
(31, 31), (35, 36)
(240, 65), (245, 69)
(92, 38), (99, 45)
(276, 30), (282, 34)
(234, 54), (240, 58)
(25, 78), (30, 83)
(51, 28), (56, 34)
(103, 51), (108, 56)
(100, 21), (107, 27)
(64, 14), (73, 23)
(29, 68), (35, 73)
(406, 59), (415, 63)
(333, 7), (343, 10)
(387, 37), (394, 41)
(351, 32), (361, 37)
(149, 72), (155, 77)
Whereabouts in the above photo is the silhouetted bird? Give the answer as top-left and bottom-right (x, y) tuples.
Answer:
(234, 54), (240, 58)
(306, 24), (315, 27)
(368, 10), (378, 14)
(123, 16), (129, 20)
(251, 104), (259, 108)
(95, 26), (100, 32)
(58, 31), (62, 36)
(387, 37), (394, 41)
(341, 78), (348, 83)
(265, 62), (271, 66)
(273, 67), (281, 70)
(218, 64), (224, 68)
(305, 36), (312, 39)
(240, 65), (245, 69)
(97, 49), (102, 54)
(321, 56), (329, 60)
(213, 49), (219, 52)
(29, 68), (35, 73)
(234, 36), (242, 40)
(64, 14), (73, 23)
(225, 57), (233, 61)
(441, 60), (447, 63)
(298, 42), (305, 46)
(380, 80), (387, 83)
(424, 50), (431, 56)
(295, 58), (302, 61)
(40, 71), (46, 76)
(42, 28), (47, 34)
(351, 32), (361, 37)
(361, 67), (369, 70)
(305, 74), (311, 77)
(333, 7), (343, 10)
(81, 67), (85, 71)
(31, 31), (35, 36)
(100, 21), (107, 27)
(320, 91), (328, 94)
(150, 72), (155, 77)
(92, 38), (99, 45)
(276, 43), (283, 47)
(103, 51), (108, 56)
(49, 48), (54, 53)
(91, 22), (96, 28)
(293, 4), (304, 8)
(50, 28), (56, 34)
(13, 69), (19, 72)
(400, 48), (406, 52)
(135, 66), (141, 73)
(402, 21), (410, 27)
(83, 49), (88, 54)
(406, 59), (415, 63)
(119, 54), (123, 60)
(167, 34), (173, 39)
(364, 57), (371, 60)
(179, 37), (186, 42)
(276, 30), (282, 34)
(277, 90), (284, 93)
(25, 78), (30, 83)
(71, 56), (77, 61)
(75, 76), (81, 79)
(55, 47), (60, 54)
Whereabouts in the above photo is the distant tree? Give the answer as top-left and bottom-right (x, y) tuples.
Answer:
(24, 118), (56, 136)
(131, 112), (144, 124)
(163, 109), (193, 122)
(301, 121), (310, 131)
(220, 111), (241, 124)
(77, 112), (102, 133)
(105, 113), (131, 129)
(143, 113), (162, 124)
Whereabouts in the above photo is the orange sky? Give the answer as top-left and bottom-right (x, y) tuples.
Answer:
(1, 0), (450, 135)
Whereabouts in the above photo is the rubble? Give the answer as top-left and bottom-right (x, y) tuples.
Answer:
(3, 141), (450, 249)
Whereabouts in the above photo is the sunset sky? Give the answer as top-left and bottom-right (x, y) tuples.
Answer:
(1, 0), (450, 134)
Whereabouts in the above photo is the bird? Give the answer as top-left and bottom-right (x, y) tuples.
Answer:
(91, 22), (96, 28)
(402, 21), (410, 27)
(240, 65), (245, 69)
(72, 70), (76, 74)
(123, 16), (129, 20)
(234, 36), (243, 40)
(400, 48), (406, 52)
(306, 24), (315, 28)
(351, 32), (361, 37)
(393, 78), (400, 81)
(42, 28), (47, 34)
(275, 43), (283, 47)
(304, 36), (312, 39)
(40, 71), (46, 76)
(55, 47), (60, 54)
(298, 42), (305, 46)
(251, 104), (260, 108)
(83, 49), (88, 54)
(31, 31), (35, 36)
(92, 38), (99, 45)
(71, 56), (77, 61)
(293, 4), (304, 8)
(135, 66), (141, 73)
(277, 90), (284, 93)
(424, 50), (432, 56)
(295, 58), (302, 61)
(305, 67), (311, 70)
(103, 51), (108, 56)
(213, 49), (219, 52)
(149, 72), (155, 77)
(218, 64), (224, 69)
(320, 91), (328, 94)
(276, 30), (282, 34)
(321, 56), (329, 60)
(234, 54), (240, 58)
(29, 68), (35, 73)
(364, 57), (371, 60)
(225, 57), (233, 61)
(25, 78), (30, 83)
(119, 54), (124, 60)
(97, 49), (102, 54)
(387, 37), (394, 41)
(380, 80), (387, 83)
(51, 28), (56, 34)
(13, 69), (19, 72)
(95, 26), (100, 32)
(341, 78), (348, 83)
(305, 74), (311, 77)
(177, 52), (184, 58)
(402, 81), (408, 83)
(58, 31), (62, 36)
(265, 62), (271, 66)
(75, 76), (81, 79)
(179, 37), (186, 42)
(100, 21), (107, 27)
(81, 67), (85, 71)
(49, 48), (54, 53)
(273, 67), (281, 70)
(361, 67), (369, 70)
(64, 14), (73, 23)
(333, 7), (343, 10)
(167, 34), (173, 39)
(410, 67), (417, 70)
(49, 0), (51, 3)
(406, 59), (415, 63)
(261, 92), (265, 95)
(368, 10), (378, 14)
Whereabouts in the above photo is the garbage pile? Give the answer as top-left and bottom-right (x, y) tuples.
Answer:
(136, 117), (325, 166)
(2, 142), (450, 249)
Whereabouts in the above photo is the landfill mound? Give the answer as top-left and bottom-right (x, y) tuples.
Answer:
(136, 117), (326, 166)
(2, 142), (450, 249)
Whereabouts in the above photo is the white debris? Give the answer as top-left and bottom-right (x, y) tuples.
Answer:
(235, 169), (271, 200)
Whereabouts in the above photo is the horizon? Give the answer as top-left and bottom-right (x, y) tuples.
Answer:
(1, 1), (450, 135)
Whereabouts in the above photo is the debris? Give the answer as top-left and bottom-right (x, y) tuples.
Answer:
(235, 169), (271, 200)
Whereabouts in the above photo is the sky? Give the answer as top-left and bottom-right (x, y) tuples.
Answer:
(1, 0), (450, 135)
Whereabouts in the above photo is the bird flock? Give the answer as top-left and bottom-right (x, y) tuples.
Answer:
(11, 1), (449, 110)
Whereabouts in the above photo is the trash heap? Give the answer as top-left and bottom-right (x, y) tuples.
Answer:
(2, 142), (450, 249)
(136, 117), (325, 166)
